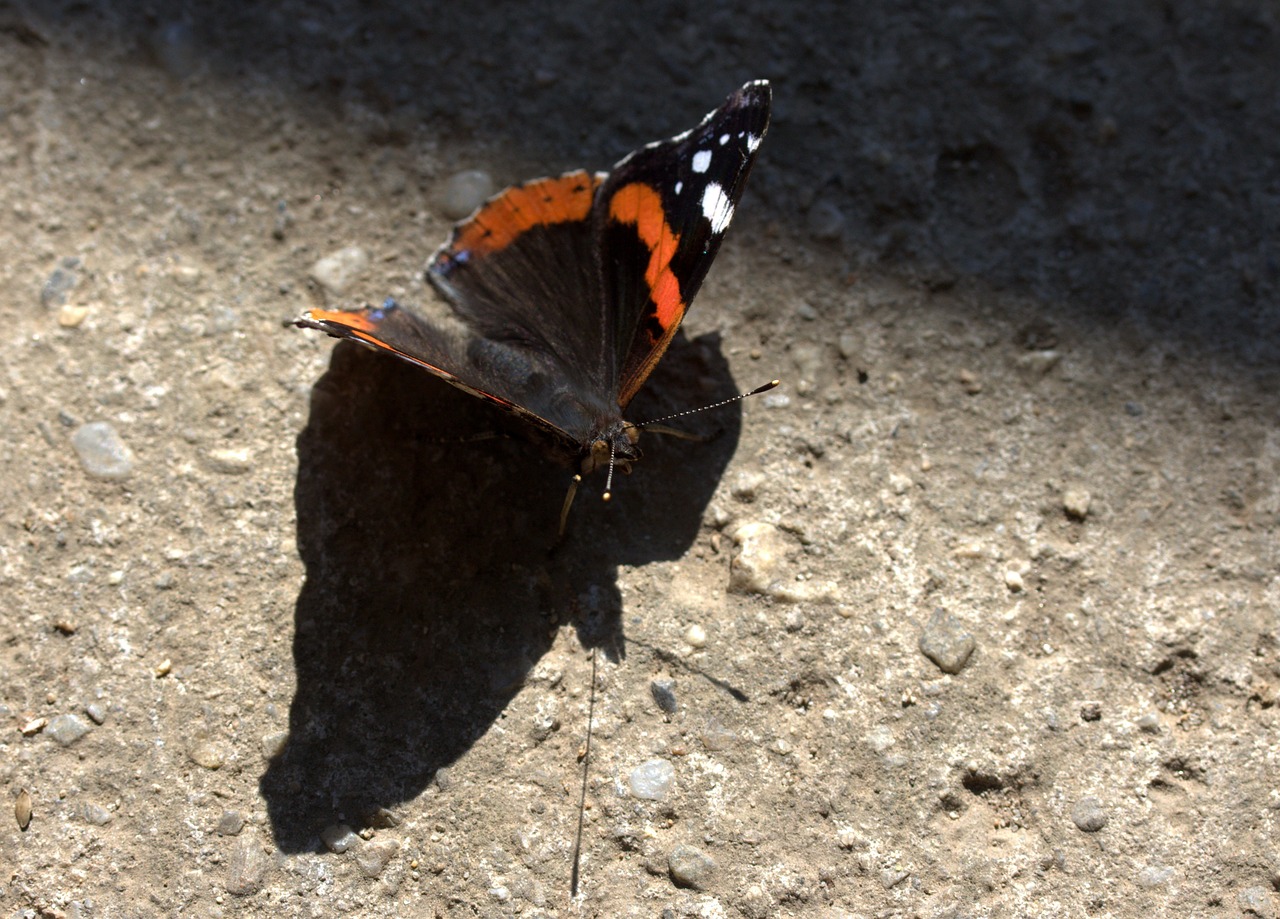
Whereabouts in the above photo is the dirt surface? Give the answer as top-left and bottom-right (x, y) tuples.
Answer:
(2, 2), (1278, 917)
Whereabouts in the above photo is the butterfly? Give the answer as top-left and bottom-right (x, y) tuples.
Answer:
(295, 80), (772, 530)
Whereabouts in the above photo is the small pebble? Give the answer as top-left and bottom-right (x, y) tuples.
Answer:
(1070, 796), (1107, 833)
(880, 867), (910, 889)
(84, 702), (106, 725)
(310, 246), (369, 296)
(729, 522), (788, 595)
(1237, 885), (1275, 918)
(865, 725), (896, 754)
(730, 472), (765, 502)
(806, 199), (845, 241)
(15, 789), (32, 830)
(57, 303), (90, 327)
(202, 446), (253, 475)
(650, 679), (678, 714)
(81, 803), (112, 825)
(1133, 865), (1175, 888)
(668, 844), (716, 890)
(1004, 569), (1024, 592)
(72, 422), (135, 480)
(683, 623), (707, 648)
(216, 810), (246, 836)
(1079, 702), (1102, 722)
(837, 331), (859, 361)
(919, 609), (976, 674)
(321, 823), (359, 853)
(41, 258), (79, 308)
(189, 739), (228, 770)
(629, 758), (675, 800)
(21, 717), (48, 736)
(435, 170), (495, 220)
(261, 731), (288, 759)
(1015, 350), (1061, 377)
(1063, 487), (1091, 520)
(154, 659), (172, 678)
(47, 713), (90, 746)
(1135, 712), (1161, 734)
(699, 719), (737, 752)
(226, 832), (271, 896)
(356, 838), (399, 878)
(1124, 401), (1144, 417)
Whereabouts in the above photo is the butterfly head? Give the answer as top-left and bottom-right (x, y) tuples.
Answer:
(579, 421), (641, 501)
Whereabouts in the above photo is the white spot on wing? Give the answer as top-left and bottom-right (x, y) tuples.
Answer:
(718, 133), (730, 145)
(746, 133), (761, 153)
(701, 182), (734, 234)
(691, 150), (712, 174)
(674, 180), (683, 195)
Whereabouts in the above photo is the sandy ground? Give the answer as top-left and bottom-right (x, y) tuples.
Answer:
(2, 2), (1278, 917)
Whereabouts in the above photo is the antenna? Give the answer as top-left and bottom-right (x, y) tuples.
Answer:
(632, 379), (780, 430)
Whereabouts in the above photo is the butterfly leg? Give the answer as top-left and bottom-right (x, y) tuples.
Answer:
(636, 423), (706, 442)
(558, 474), (582, 538)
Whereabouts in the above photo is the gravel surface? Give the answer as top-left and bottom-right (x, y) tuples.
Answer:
(2, 2), (1277, 917)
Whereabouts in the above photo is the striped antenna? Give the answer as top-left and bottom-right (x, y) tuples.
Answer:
(632, 379), (780, 429)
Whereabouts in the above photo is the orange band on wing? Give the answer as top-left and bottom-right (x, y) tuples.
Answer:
(453, 172), (600, 255)
(607, 182), (686, 330)
(305, 307), (382, 333)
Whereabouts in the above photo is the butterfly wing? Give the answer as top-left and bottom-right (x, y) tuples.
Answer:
(595, 80), (772, 407)
(424, 171), (622, 445)
(295, 298), (583, 444)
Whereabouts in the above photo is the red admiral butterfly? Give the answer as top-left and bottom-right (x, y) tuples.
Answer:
(295, 80), (772, 527)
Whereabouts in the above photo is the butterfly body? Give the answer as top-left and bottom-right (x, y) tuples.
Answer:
(296, 80), (771, 498)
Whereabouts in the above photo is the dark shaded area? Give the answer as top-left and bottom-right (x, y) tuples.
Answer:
(24, 0), (1280, 374)
(260, 331), (742, 850)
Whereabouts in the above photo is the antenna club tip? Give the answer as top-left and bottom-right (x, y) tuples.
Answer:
(602, 492), (612, 503)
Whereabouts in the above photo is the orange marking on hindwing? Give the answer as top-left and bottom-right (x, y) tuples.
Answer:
(453, 172), (601, 255)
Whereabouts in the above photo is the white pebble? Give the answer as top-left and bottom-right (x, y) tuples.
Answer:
(203, 446), (253, 475)
(628, 758), (674, 800)
(729, 522), (787, 595)
(684, 623), (707, 648)
(310, 246), (369, 296)
(1063, 487), (1091, 520)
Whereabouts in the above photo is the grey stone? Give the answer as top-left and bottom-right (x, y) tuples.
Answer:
(650, 678), (677, 714)
(225, 833), (271, 895)
(216, 810), (245, 836)
(668, 844), (716, 890)
(356, 838), (399, 878)
(72, 422), (135, 480)
(321, 823), (359, 853)
(47, 713), (91, 746)
(435, 170), (495, 220)
(310, 246), (369, 296)
(919, 609), (976, 674)
(1071, 796), (1107, 833)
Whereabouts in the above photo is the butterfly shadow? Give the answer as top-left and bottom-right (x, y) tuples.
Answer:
(260, 330), (744, 851)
